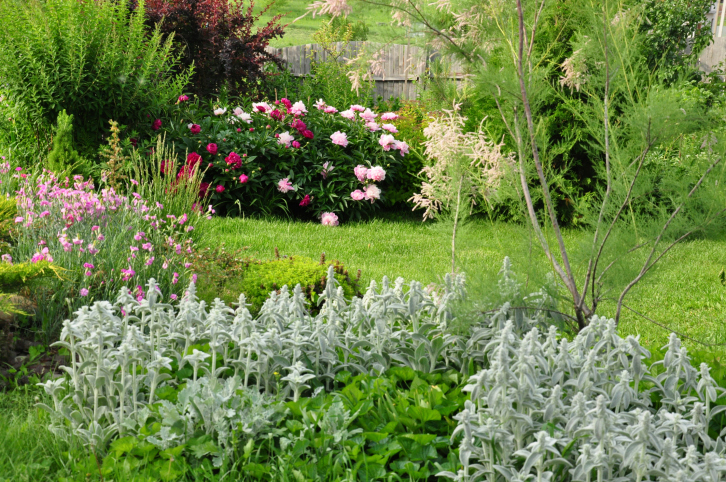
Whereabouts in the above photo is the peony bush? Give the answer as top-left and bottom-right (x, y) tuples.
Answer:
(159, 97), (410, 222)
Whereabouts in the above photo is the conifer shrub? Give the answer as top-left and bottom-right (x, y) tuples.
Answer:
(46, 111), (86, 176)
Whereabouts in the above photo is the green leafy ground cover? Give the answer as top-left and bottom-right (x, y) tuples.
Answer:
(200, 217), (726, 349)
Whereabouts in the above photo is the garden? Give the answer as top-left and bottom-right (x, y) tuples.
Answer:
(2, 0), (726, 480)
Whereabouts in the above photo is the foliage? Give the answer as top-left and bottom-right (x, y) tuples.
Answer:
(35, 258), (726, 479)
(441, 315), (726, 481)
(145, 0), (286, 99)
(328, 15), (369, 41)
(46, 111), (86, 177)
(301, 21), (376, 108)
(0, 0), (190, 159)
(160, 97), (407, 220)
(236, 255), (360, 311)
(640, 0), (715, 84)
(382, 102), (428, 206)
(0, 261), (58, 293)
(37, 268), (466, 468)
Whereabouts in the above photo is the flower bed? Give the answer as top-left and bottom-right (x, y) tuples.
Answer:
(160, 97), (409, 222)
(11, 172), (210, 305)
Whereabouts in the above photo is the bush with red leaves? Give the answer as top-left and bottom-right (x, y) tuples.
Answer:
(145, 0), (286, 98)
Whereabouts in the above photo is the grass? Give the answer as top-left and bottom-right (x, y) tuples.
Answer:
(199, 216), (726, 349)
(254, 0), (413, 47)
(2, 216), (725, 481)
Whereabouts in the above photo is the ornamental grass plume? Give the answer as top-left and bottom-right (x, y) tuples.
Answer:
(410, 103), (513, 273)
(410, 103), (511, 221)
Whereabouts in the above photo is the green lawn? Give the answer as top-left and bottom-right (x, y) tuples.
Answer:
(255, 0), (413, 47)
(200, 217), (726, 349)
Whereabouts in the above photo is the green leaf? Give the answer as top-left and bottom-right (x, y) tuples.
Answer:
(111, 436), (139, 455)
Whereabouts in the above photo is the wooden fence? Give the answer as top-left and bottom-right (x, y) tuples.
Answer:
(264, 42), (466, 100)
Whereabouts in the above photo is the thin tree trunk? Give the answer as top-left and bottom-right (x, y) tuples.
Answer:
(451, 174), (464, 274)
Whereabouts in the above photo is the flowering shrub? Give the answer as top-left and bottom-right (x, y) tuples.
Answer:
(160, 98), (409, 221)
(11, 172), (211, 314)
(144, 0), (285, 99)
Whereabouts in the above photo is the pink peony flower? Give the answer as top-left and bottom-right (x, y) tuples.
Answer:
(394, 140), (410, 156)
(299, 194), (311, 207)
(291, 118), (307, 133)
(253, 102), (272, 113)
(278, 131), (295, 147)
(290, 101), (307, 115)
(365, 122), (380, 132)
(321, 212), (339, 226)
(324, 106), (338, 114)
(281, 98), (293, 109)
(216, 184), (225, 193)
(354, 165), (368, 182)
(179, 95), (189, 102)
(367, 166), (386, 182)
(190, 124), (201, 134)
(379, 134), (396, 151)
(314, 99), (326, 110)
(152, 119), (162, 131)
(239, 174), (249, 184)
(340, 110), (356, 120)
(351, 190), (366, 201)
(382, 123), (398, 133)
(292, 140), (301, 148)
(207, 143), (218, 155)
(381, 112), (399, 121)
(330, 131), (349, 147)
(278, 178), (294, 193)
(360, 108), (377, 122)
(80, 288), (89, 296)
(351, 104), (366, 112)
(364, 184), (381, 201)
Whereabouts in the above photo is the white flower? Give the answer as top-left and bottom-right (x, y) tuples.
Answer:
(290, 101), (307, 115)
(214, 107), (227, 116)
(278, 131), (295, 147)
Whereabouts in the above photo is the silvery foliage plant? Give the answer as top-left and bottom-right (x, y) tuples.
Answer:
(37, 265), (467, 464)
(440, 277), (726, 481)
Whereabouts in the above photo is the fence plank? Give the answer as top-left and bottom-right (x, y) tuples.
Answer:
(266, 42), (464, 100)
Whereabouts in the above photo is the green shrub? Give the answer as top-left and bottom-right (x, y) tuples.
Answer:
(195, 248), (361, 313)
(46, 111), (86, 176)
(0, 261), (59, 293)
(0, 197), (16, 253)
(238, 256), (359, 310)
(0, 0), (191, 161)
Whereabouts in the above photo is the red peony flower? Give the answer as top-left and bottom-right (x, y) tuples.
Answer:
(152, 119), (162, 131)
(225, 152), (242, 169)
(199, 182), (210, 198)
(215, 184), (225, 193)
(239, 173), (249, 184)
(270, 109), (284, 121)
(299, 194), (311, 207)
(292, 141), (301, 148)
(190, 124), (201, 134)
(187, 152), (202, 166)
(206, 143), (218, 155)
(281, 98), (292, 110)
